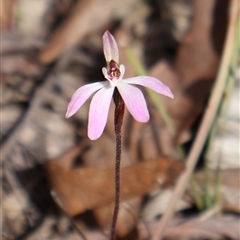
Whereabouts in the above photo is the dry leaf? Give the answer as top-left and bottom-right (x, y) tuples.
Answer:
(44, 146), (184, 216)
(149, 0), (228, 141)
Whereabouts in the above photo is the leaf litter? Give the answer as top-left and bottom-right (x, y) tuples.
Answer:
(2, 0), (239, 239)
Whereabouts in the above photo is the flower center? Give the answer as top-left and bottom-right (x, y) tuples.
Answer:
(108, 60), (121, 80)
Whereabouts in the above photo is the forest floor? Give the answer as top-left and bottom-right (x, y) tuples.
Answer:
(1, 0), (239, 239)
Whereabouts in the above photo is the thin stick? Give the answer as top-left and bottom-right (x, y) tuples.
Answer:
(151, 0), (238, 239)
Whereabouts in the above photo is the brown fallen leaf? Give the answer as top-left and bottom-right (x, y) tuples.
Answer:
(149, 0), (229, 142)
(44, 146), (184, 216)
(69, 135), (148, 238)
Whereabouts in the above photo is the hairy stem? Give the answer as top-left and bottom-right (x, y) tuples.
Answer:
(110, 90), (125, 240)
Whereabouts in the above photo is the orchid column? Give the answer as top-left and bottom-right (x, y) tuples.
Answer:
(66, 30), (174, 239)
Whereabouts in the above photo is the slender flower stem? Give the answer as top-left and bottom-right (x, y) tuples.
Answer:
(110, 90), (125, 240)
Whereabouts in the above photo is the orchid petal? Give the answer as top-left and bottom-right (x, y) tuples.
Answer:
(88, 86), (114, 140)
(117, 83), (149, 122)
(119, 64), (125, 79)
(122, 76), (174, 99)
(103, 30), (119, 63)
(102, 67), (112, 82)
(66, 81), (108, 118)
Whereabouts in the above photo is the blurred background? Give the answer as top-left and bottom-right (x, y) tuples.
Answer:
(1, 0), (239, 239)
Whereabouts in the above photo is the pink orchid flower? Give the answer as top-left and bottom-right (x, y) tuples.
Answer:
(66, 30), (174, 140)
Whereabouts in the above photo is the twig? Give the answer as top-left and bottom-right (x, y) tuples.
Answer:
(151, 0), (239, 239)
